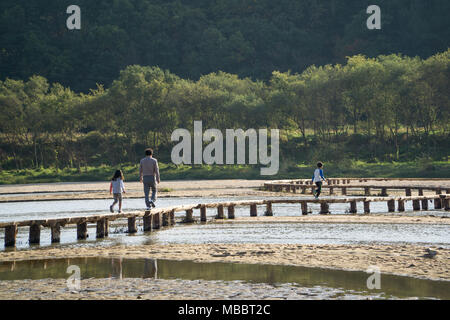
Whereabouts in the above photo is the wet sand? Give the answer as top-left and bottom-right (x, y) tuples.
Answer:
(227, 215), (450, 225)
(0, 278), (383, 300)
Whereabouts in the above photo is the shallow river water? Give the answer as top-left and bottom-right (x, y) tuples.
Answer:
(0, 196), (449, 250)
(1, 257), (449, 300)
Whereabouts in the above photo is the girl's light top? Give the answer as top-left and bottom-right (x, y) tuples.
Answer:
(110, 178), (125, 194)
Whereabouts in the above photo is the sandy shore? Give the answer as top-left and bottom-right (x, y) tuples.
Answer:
(0, 179), (267, 201)
(0, 278), (385, 300)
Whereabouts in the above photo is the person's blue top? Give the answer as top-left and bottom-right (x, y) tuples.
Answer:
(312, 168), (325, 183)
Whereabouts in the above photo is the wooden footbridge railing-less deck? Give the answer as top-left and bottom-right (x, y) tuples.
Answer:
(264, 179), (450, 197)
(1, 194), (449, 248)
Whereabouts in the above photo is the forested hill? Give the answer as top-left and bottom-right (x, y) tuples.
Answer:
(1, 0), (449, 92)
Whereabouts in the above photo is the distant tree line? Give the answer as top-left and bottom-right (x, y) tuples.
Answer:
(0, 50), (448, 170)
(1, 0), (450, 92)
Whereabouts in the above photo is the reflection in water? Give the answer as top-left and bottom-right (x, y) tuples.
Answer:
(111, 258), (122, 280)
(109, 258), (158, 280)
(0, 257), (448, 300)
(143, 258), (158, 279)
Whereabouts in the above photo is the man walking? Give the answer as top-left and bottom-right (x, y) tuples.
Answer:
(140, 148), (160, 210)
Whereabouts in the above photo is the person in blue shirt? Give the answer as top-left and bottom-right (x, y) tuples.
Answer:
(312, 162), (326, 199)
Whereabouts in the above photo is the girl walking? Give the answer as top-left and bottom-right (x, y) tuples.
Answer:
(110, 170), (126, 213)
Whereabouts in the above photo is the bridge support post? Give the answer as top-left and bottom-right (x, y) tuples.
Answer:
(320, 202), (329, 215)
(250, 204), (257, 217)
(301, 202), (308, 215)
(381, 188), (388, 197)
(143, 212), (152, 231)
(104, 218), (109, 237)
(412, 200), (420, 211)
(29, 224), (41, 245)
(128, 217), (137, 233)
(162, 213), (169, 227)
(51, 223), (61, 243)
(200, 206), (207, 222)
(96, 219), (106, 238)
(365, 187), (370, 196)
(301, 186), (306, 194)
(397, 200), (405, 212)
(77, 220), (88, 240)
(341, 187), (347, 195)
(363, 201), (370, 214)
(329, 187), (334, 195)
(349, 201), (357, 214)
(421, 199), (429, 211)
(434, 198), (442, 210)
(184, 210), (194, 223)
(265, 203), (273, 216)
(217, 205), (225, 219)
(435, 190), (442, 209)
(228, 206), (235, 219)
(387, 200), (395, 212)
(170, 210), (175, 225)
(441, 196), (450, 211)
(153, 213), (161, 229)
(5, 225), (17, 247)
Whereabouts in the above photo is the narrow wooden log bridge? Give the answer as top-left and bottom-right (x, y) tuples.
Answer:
(1, 194), (449, 248)
(264, 179), (450, 197)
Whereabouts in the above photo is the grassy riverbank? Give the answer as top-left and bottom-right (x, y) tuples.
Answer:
(0, 160), (448, 185)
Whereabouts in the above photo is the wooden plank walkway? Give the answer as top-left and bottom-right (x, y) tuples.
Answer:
(264, 179), (449, 197)
(1, 194), (449, 248)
